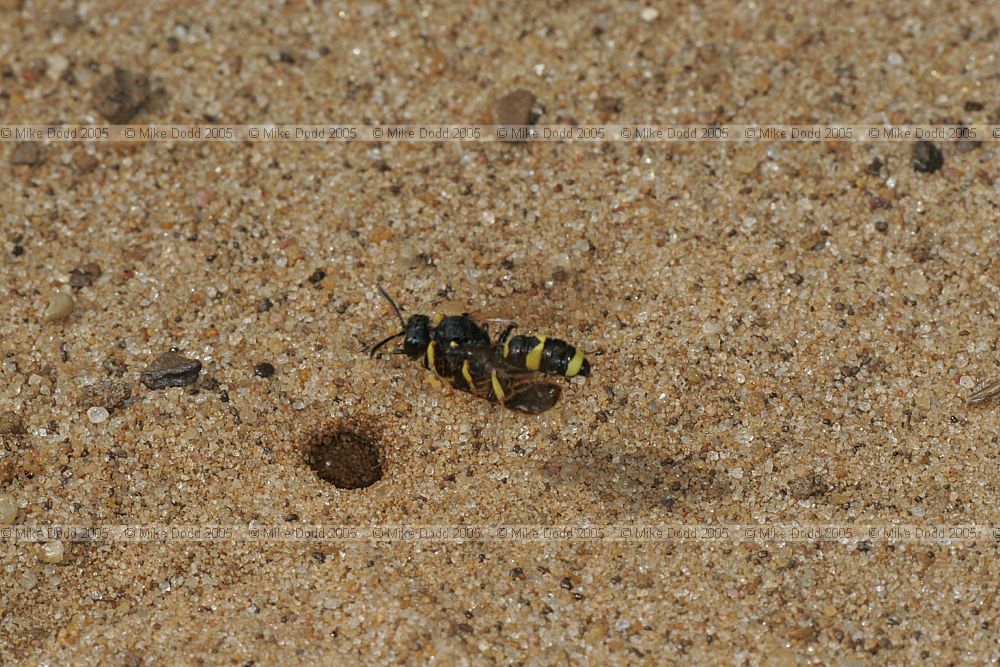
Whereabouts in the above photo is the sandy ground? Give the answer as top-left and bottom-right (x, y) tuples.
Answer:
(2, 0), (999, 664)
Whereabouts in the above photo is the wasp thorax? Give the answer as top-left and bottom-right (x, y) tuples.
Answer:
(434, 315), (491, 349)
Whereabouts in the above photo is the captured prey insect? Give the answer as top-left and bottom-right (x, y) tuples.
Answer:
(368, 288), (590, 414)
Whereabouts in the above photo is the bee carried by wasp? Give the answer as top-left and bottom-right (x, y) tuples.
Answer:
(368, 287), (590, 414)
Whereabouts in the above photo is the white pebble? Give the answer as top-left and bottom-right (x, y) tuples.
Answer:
(640, 7), (659, 22)
(87, 406), (110, 424)
(46, 54), (69, 80)
(0, 493), (17, 525)
(906, 270), (929, 296)
(959, 376), (974, 389)
(701, 320), (722, 336)
(42, 292), (75, 323)
(40, 540), (65, 564)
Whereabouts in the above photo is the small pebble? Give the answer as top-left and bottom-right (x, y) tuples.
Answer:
(140, 351), (202, 389)
(42, 292), (75, 323)
(69, 262), (102, 288)
(0, 411), (26, 435)
(254, 362), (276, 378)
(74, 152), (100, 175)
(87, 406), (110, 424)
(0, 494), (17, 525)
(40, 540), (65, 564)
(491, 89), (537, 126)
(80, 381), (131, 411)
(906, 270), (929, 296)
(911, 140), (943, 173)
(595, 95), (623, 116)
(308, 269), (326, 284)
(91, 67), (150, 123)
(46, 54), (70, 80)
(11, 141), (45, 166)
(640, 7), (659, 21)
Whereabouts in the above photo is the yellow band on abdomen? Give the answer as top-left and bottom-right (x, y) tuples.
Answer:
(566, 349), (586, 377)
(525, 335), (547, 371)
(461, 360), (473, 386)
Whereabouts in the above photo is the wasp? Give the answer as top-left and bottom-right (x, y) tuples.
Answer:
(368, 288), (588, 414)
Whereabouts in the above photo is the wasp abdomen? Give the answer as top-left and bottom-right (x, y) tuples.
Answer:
(502, 334), (590, 377)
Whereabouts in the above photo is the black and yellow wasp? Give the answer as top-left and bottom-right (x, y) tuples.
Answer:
(368, 288), (589, 414)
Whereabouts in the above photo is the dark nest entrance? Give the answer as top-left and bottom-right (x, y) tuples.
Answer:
(306, 422), (383, 489)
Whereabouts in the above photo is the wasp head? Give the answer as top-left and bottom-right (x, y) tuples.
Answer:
(401, 315), (431, 358)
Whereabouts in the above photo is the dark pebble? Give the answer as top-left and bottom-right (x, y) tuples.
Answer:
(257, 298), (273, 312)
(963, 100), (983, 111)
(491, 89), (537, 126)
(307, 269), (326, 284)
(103, 353), (128, 377)
(863, 157), (883, 176)
(595, 95), (623, 116)
(869, 196), (891, 211)
(140, 351), (202, 389)
(307, 426), (383, 489)
(69, 262), (102, 288)
(11, 141), (45, 166)
(12, 245), (24, 256)
(911, 140), (943, 173)
(254, 362), (275, 378)
(91, 67), (150, 123)
(954, 127), (981, 153)
(73, 152), (100, 175)
(78, 380), (132, 411)
(196, 376), (219, 391)
(875, 220), (889, 233)
(0, 411), (26, 435)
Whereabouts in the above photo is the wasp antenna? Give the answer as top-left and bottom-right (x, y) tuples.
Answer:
(377, 286), (407, 329)
(369, 331), (404, 358)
